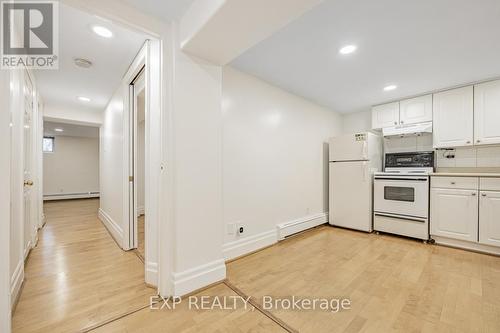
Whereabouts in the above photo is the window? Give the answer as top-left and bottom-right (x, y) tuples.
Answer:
(43, 136), (54, 153)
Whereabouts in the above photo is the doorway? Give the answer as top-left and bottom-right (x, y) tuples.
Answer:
(131, 68), (146, 259)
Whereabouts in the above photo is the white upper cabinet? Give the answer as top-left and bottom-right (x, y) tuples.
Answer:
(399, 94), (433, 125)
(433, 86), (474, 148)
(474, 80), (500, 146)
(371, 102), (399, 129)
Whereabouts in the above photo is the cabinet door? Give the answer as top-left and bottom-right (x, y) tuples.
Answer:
(479, 191), (500, 246)
(371, 102), (399, 129)
(400, 94), (432, 125)
(433, 86), (474, 148)
(474, 80), (500, 146)
(430, 188), (478, 242)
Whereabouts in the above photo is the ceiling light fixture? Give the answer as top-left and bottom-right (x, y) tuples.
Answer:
(74, 58), (93, 68)
(92, 25), (113, 38)
(54, 128), (64, 132)
(339, 44), (357, 55)
(383, 84), (397, 91)
(77, 96), (91, 102)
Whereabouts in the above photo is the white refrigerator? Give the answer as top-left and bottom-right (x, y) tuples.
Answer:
(328, 132), (382, 232)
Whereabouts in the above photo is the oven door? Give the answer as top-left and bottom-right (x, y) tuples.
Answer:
(374, 176), (429, 218)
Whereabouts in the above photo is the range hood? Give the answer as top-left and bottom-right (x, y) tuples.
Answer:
(382, 121), (433, 138)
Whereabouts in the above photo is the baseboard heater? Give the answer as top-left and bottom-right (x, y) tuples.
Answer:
(276, 212), (328, 240)
(43, 192), (100, 201)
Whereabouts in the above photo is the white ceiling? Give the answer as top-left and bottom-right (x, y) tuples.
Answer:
(44, 121), (99, 138)
(231, 0), (500, 113)
(120, 0), (195, 22)
(35, 4), (149, 113)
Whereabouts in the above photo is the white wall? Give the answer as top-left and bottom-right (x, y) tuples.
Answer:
(221, 66), (343, 257)
(100, 87), (125, 242)
(44, 104), (103, 126)
(170, 38), (226, 295)
(342, 110), (371, 134)
(137, 120), (145, 213)
(43, 136), (99, 199)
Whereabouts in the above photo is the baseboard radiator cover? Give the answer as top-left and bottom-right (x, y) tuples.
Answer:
(44, 191), (100, 201)
(277, 212), (328, 240)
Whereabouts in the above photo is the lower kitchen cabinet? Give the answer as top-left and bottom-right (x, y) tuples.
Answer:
(479, 191), (500, 246)
(430, 188), (478, 242)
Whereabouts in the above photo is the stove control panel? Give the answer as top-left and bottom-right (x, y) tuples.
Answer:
(385, 151), (435, 169)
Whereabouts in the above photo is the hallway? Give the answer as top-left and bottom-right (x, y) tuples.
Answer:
(12, 199), (155, 333)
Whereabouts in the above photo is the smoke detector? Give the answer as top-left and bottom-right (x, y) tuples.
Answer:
(74, 58), (93, 68)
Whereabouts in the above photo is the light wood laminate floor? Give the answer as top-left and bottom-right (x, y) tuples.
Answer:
(137, 215), (145, 260)
(12, 199), (500, 332)
(12, 199), (155, 333)
(227, 227), (500, 332)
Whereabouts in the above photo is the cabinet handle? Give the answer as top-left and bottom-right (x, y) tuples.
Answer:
(400, 120), (404, 124)
(472, 192), (477, 196)
(477, 140), (481, 143)
(482, 193), (487, 197)
(450, 182), (456, 185)
(394, 121), (397, 125)
(466, 141), (471, 144)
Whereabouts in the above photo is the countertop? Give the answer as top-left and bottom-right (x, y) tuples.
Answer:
(430, 172), (500, 177)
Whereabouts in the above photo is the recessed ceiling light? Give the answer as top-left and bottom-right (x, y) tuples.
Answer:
(77, 96), (91, 102)
(92, 25), (113, 38)
(54, 128), (64, 132)
(383, 84), (397, 91)
(339, 44), (357, 55)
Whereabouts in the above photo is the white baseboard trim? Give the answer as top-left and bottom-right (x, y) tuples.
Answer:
(277, 212), (328, 240)
(10, 261), (24, 307)
(433, 236), (500, 256)
(98, 208), (124, 249)
(145, 261), (158, 286)
(137, 206), (145, 216)
(44, 192), (100, 201)
(223, 230), (277, 261)
(172, 259), (226, 297)
(23, 241), (32, 261)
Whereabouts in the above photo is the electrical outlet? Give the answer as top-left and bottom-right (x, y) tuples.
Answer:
(237, 223), (245, 235)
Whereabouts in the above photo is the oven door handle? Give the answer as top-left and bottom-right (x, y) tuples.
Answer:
(374, 212), (427, 223)
(374, 177), (428, 181)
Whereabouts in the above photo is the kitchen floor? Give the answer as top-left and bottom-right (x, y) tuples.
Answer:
(12, 200), (500, 332)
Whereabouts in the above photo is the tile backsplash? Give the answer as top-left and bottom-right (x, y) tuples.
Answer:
(436, 145), (500, 168)
(383, 133), (500, 168)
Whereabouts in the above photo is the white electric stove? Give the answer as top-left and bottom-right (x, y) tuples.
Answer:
(373, 152), (435, 240)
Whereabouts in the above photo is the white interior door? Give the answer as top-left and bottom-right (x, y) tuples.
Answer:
(129, 68), (145, 250)
(23, 71), (35, 258)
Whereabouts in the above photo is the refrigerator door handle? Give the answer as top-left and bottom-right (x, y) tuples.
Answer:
(362, 141), (368, 160)
(362, 162), (367, 182)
